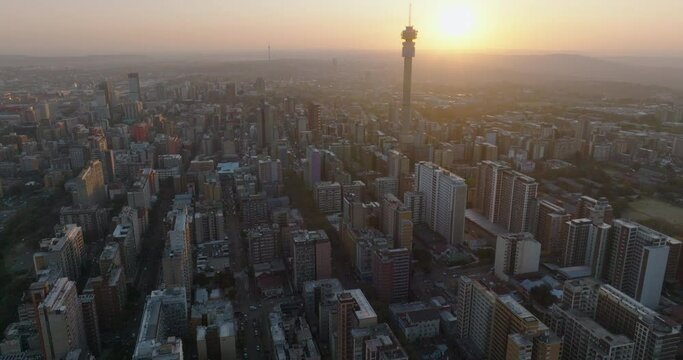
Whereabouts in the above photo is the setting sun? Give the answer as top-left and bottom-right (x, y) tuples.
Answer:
(438, 4), (476, 38)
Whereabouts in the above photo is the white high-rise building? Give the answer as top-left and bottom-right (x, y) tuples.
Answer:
(604, 219), (670, 308)
(494, 233), (541, 281)
(415, 162), (467, 244)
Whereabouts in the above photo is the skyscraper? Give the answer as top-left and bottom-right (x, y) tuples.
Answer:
(387, 149), (410, 179)
(489, 295), (562, 360)
(381, 193), (413, 251)
(534, 200), (570, 254)
(162, 207), (193, 300)
(576, 196), (614, 225)
(334, 289), (377, 360)
(455, 276), (497, 358)
(596, 285), (679, 359)
(64, 160), (106, 208)
(371, 247), (410, 303)
(401, 14), (417, 129)
(494, 233), (541, 281)
(475, 160), (510, 222)
(415, 162), (467, 244)
(561, 217), (612, 277)
(604, 219), (670, 308)
(256, 103), (275, 150)
(305, 145), (322, 188)
(133, 288), (188, 360)
(496, 170), (538, 233)
(37, 278), (87, 360)
(557, 279), (680, 360)
(562, 218), (594, 267)
(33, 224), (86, 281)
(292, 229), (331, 291)
(128, 72), (141, 102)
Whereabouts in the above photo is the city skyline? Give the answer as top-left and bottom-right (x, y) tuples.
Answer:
(2, 2), (683, 359)
(2, 0), (683, 57)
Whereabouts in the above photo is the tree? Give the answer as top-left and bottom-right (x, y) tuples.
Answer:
(530, 284), (556, 308)
(215, 270), (235, 289)
(413, 248), (432, 274)
(195, 273), (210, 287)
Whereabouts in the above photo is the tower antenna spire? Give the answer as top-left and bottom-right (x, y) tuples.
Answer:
(409, 1), (413, 26)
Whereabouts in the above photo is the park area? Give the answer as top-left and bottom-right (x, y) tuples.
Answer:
(622, 197), (683, 237)
(623, 197), (683, 222)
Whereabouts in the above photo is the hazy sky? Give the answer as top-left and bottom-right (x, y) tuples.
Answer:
(2, 0), (682, 56)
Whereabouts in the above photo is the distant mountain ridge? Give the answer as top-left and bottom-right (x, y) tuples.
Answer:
(1, 52), (681, 92)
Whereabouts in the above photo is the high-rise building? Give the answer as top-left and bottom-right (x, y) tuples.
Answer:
(257, 157), (283, 195)
(314, 181), (342, 214)
(387, 149), (410, 179)
(666, 238), (682, 282)
(305, 146), (322, 187)
(404, 191), (425, 225)
(488, 295), (561, 360)
(400, 18), (417, 129)
(587, 221), (611, 279)
(303, 278), (344, 345)
(456, 276), (497, 358)
(334, 289), (377, 360)
(292, 230), (332, 291)
(128, 72), (141, 102)
(494, 233), (541, 281)
(79, 293), (102, 356)
(33, 224), (86, 281)
(534, 200), (570, 254)
(112, 223), (138, 280)
(162, 207), (193, 300)
(496, 170), (538, 233)
(194, 299), (236, 360)
(415, 162), (467, 244)
(59, 205), (109, 242)
(559, 217), (613, 275)
(37, 278), (87, 360)
(381, 193), (413, 251)
(604, 219), (670, 308)
(550, 305), (634, 359)
(352, 322), (409, 359)
(307, 102), (322, 140)
(596, 285), (679, 359)
(256, 103), (275, 150)
(373, 176), (399, 200)
(371, 247), (410, 303)
(133, 288), (188, 360)
(576, 196), (613, 225)
(475, 160), (510, 222)
(64, 160), (106, 208)
(247, 224), (278, 265)
(193, 205), (225, 244)
(239, 192), (268, 226)
(562, 218), (595, 267)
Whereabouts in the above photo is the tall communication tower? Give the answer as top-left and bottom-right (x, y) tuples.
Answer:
(401, 3), (418, 128)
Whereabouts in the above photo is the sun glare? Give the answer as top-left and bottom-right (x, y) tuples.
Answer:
(439, 4), (475, 38)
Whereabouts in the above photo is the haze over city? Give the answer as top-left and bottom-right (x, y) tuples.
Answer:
(3, 0), (683, 56)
